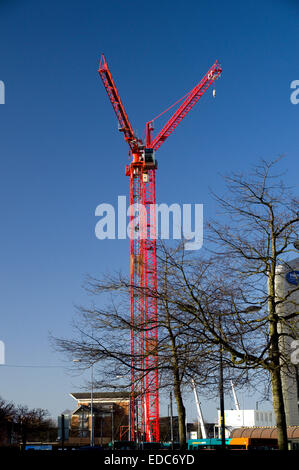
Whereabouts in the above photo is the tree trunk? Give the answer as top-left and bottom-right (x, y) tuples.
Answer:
(270, 367), (288, 450)
(21, 431), (27, 451)
(268, 265), (289, 451)
(162, 256), (186, 448)
(173, 377), (186, 448)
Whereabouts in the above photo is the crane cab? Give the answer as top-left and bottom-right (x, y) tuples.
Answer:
(143, 148), (157, 169)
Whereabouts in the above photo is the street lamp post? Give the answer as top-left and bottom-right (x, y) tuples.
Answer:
(218, 305), (261, 448)
(169, 392), (174, 450)
(73, 359), (94, 447)
(111, 404), (114, 448)
(116, 374), (131, 442)
(217, 312), (226, 449)
(90, 363), (94, 447)
(219, 342), (226, 449)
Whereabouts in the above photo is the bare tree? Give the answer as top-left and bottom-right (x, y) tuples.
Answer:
(14, 406), (52, 450)
(0, 397), (15, 445)
(53, 245), (250, 447)
(149, 158), (298, 450)
(54, 157), (298, 450)
(53, 274), (196, 447)
(208, 158), (298, 450)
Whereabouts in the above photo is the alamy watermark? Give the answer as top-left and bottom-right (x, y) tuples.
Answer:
(290, 80), (299, 105)
(95, 196), (203, 251)
(0, 81), (5, 104)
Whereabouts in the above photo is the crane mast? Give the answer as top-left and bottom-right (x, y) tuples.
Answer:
(191, 379), (207, 439)
(230, 380), (241, 411)
(126, 151), (158, 442)
(98, 55), (222, 443)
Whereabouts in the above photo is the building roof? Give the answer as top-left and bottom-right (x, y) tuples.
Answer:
(231, 426), (299, 439)
(72, 403), (115, 415)
(70, 392), (130, 401)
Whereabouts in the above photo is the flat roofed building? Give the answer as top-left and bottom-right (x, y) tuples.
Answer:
(69, 392), (130, 445)
(218, 409), (275, 437)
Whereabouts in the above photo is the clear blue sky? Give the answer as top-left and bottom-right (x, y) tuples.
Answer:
(0, 0), (298, 422)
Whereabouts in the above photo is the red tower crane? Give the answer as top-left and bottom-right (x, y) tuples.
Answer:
(98, 55), (222, 443)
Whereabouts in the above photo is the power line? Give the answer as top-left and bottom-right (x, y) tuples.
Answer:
(0, 364), (65, 368)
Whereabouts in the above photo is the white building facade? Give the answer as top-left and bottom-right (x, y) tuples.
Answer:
(218, 409), (275, 437)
